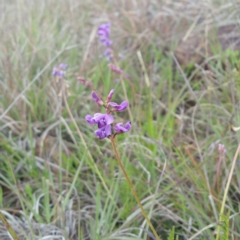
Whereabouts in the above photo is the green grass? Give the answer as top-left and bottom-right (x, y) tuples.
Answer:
(0, 0), (240, 239)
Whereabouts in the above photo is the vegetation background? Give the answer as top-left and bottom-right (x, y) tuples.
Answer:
(0, 0), (240, 239)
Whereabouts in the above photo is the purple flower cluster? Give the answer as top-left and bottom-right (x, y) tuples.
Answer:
(52, 63), (68, 78)
(97, 23), (113, 60)
(85, 90), (131, 139)
(98, 23), (112, 47)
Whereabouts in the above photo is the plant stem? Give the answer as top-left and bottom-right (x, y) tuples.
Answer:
(0, 211), (20, 240)
(215, 143), (240, 240)
(110, 136), (161, 240)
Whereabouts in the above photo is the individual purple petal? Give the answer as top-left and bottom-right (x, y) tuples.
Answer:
(114, 122), (131, 133)
(103, 48), (112, 56)
(52, 65), (66, 78)
(103, 48), (113, 61)
(85, 113), (114, 128)
(98, 23), (111, 37)
(59, 63), (68, 70)
(97, 29), (107, 36)
(95, 125), (112, 139)
(107, 89), (114, 102)
(95, 114), (114, 128)
(109, 100), (128, 112)
(91, 113), (105, 123)
(100, 37), (112, 47)
(92, 92), (103, 105)
(85, 115), (98, 124)
(52, 67), (59, 76)
(98, 28), (110, 38)
(108, 102), (118, 107)
(58, 70), (65, 78)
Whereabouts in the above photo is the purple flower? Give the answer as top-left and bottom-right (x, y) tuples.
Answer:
(52, 63), (68, 78)
(108, 100), (128, 112)
(59, 63), (68, 70)
(85, 114), (99, 124)
(85, 113), (114, 128)
(107, 89), (114, 102)
(100, 37), (112, 47)
(52, 68), (65, 78)
(98, 23), (113, 60)
(98, 23), (111, 37)
(103, 48), (113, 61)
(92, 92), (103, 105)
(95, 125), (112, 139)
(52, 67), (60, 76)
(98, 23), (112, 47)
(114, 122), (131, 134)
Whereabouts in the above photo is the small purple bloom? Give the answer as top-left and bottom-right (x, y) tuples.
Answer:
(95, 114), (114, 128)
(107, 89), (114, 102)
(100, 37), (112, 47)
(52, 63), (68, 78)
(58, 71), (66, 78)
(59, 63), (68, 70)
(103, 48), (113, 61)
(92, 92), (103, 105)
(98, 23), (111, 38)
(95, 125), (112, 139)
(98, 23), (110, 36)
(98, 22), (113, 58)
(109, 100), (128, 112)
(52, 68), (65, 78)
(52, 67), (59, 76)
(85, 114), (98, 124)
(85, 113), (114, 128)
(114, 122), (131, 134)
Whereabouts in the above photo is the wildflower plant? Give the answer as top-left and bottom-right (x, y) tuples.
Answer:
(85, 89), (161, 240)
(84, 22), (161, 240)
(51, 23), (161, 240)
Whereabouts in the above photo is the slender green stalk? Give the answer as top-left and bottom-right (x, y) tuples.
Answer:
(110, 136), (161, 240)
(215, 143), (240, 240)
(0, 211), (20, 240)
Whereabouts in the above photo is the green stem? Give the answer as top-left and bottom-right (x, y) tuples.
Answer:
(110, 136), (161, 240)
(215, 143), (240, 240)
(0, 211), (20, 240)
